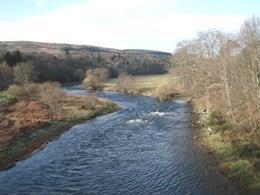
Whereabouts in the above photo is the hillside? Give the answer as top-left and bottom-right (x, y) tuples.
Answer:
(0, 41), (171, 84)
(0, 41), (171, 56)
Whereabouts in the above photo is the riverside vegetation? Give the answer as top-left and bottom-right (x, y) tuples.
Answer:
(103, 74), (178, 100)
(83, 16), (259, 194)
(0, 14), (259, 194)
(169, 16), (260, 194)
(0, 43), (169, 169)
(0, 72), (118, 169)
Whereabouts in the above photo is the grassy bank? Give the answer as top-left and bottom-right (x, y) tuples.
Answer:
(192, 102), (260, 194)
(105, 74), (170, 90)
(103, 74), (180, 100)
(0, 91), (119, 170)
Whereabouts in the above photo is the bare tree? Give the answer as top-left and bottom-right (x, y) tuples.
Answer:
(171, 19), (259, 135)
(13, 62), (38, 92)
(116, 72), (135, 93)
(83, 68), (109, 90)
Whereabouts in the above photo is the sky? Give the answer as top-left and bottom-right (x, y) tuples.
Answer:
(0, 0), (259, 52)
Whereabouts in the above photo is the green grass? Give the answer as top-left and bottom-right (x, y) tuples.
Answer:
(225, 160), (255, 187)
(200, 109), (260, 192)
(105, 74), (171, 90)
(202, 127), (260, 191)
(0, 92), (9, 103)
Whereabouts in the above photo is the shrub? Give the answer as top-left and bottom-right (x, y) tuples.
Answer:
(74, 68), (85, 82)
(83, 68), (109, 90)
(36, 82), (65, 117)
(80, 96), (97, 110)
(154, 81), (175, 100)
(5, 82), (64, 116)
(6, 84), (37, 100)
(6, 82), (67, 119)
(0, 62), (13, 90)
(254, 150), (260, 158)
(213, 122), (232, 134)
(116, 72), (135, 93)
(206, 110), (225, 126)
(13, 62), (38, 86)
(0, 92), (9, 104)
(237, 143), (259, 158)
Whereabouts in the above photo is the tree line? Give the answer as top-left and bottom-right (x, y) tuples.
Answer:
(0, 48), (169, 91)
(171, 16), (259, 142)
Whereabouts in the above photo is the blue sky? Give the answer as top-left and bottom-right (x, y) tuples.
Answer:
(0, 0), (259, 52)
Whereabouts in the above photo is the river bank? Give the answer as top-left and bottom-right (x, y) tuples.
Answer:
(103, 75), (260, 195)
(103, 74), (183, 101)
(0, 86), (237, 194)
(192, 100), (260, 195)
(0, 93), (119, 170)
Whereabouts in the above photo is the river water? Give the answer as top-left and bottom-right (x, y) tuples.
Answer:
(0, 85), (236, 194)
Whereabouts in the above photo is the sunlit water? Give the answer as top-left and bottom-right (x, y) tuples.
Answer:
(0, 85), (237, 194)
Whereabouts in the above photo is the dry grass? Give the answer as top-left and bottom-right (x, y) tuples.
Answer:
(104, 74), (178, 98)
(105, 74), (170, 90)
(0, 100), (53, 146)
(1, 83), (118, 146)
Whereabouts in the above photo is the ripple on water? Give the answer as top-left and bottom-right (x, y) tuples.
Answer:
(149, 111), (176, 117)
(126, 118), (149, 125)
(0, 86), (237, 195)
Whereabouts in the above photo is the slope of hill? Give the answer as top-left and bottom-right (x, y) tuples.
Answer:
(0, 41), (171, 83)
(0, 41), (171, 60)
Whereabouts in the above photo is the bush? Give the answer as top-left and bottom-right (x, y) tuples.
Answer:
(254, 150), (260, 158)
(5, 82), (66, 118)
(206, 110), (225, 126)
(116, 73), (135, 93)
(212, 122), (232, 134)
(237, 143), (259, 158)
(13, 62), (38, 86)
(80, 96), (97, 110)
(154, 81), (175, 100)
(37, 82), (65, 115)
(6, 84), (37, 100)
(83, 68), (109, 90)
(0, 62), (13, 91)
(0, 92), (9, 104)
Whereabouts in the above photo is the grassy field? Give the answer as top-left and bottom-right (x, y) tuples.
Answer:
(105, 74), (171, 90)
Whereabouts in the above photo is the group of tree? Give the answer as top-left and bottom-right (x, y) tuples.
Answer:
(0, 48), (169, 90)
(0, 51), (89, 90)
(171, 16), (259, 142)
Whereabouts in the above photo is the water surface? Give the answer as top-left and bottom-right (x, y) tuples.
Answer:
(0, 85), (236, 194)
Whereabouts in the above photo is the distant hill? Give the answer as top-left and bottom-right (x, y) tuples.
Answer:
(0, 41), (171, 83)
(0, 41), (171, 57)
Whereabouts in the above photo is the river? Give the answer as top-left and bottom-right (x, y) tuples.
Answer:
(0, 85), (236, 194)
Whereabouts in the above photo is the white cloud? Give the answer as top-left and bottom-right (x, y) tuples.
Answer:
(35, 0), (44, 8)
(0, 0), (247, 52)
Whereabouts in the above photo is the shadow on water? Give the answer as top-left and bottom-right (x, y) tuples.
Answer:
(0, 85), (237, 194)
